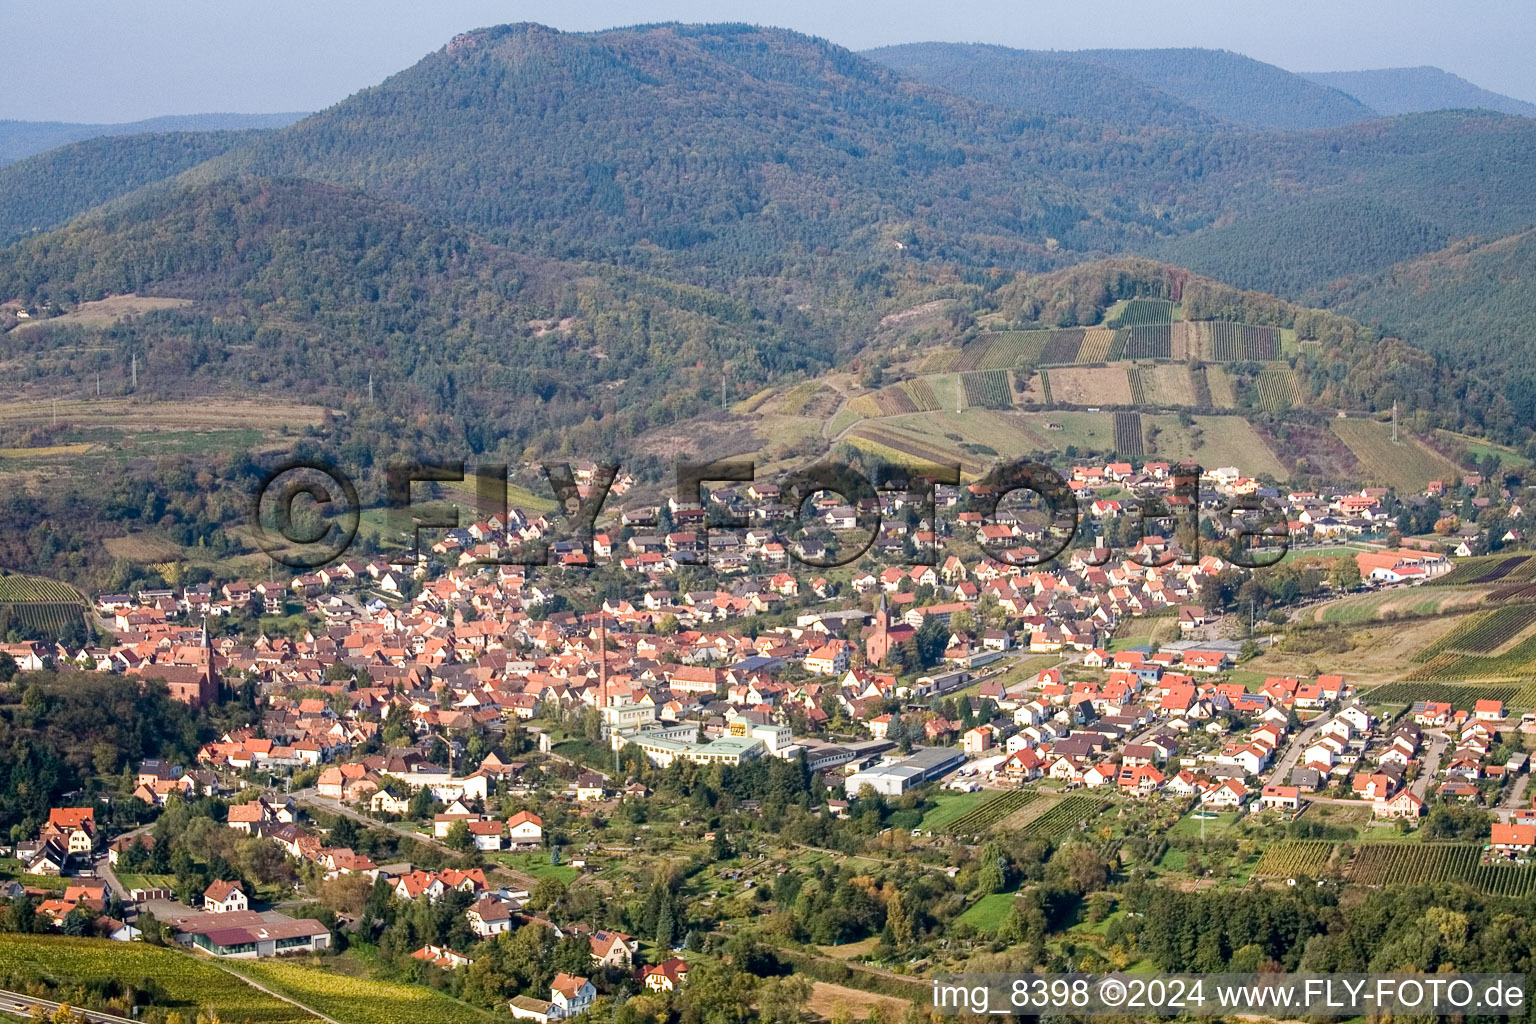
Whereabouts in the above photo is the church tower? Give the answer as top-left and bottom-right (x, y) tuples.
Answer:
(866, 592), (892, 667)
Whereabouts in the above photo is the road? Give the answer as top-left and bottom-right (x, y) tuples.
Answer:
(291, 789), (542, 892)
(1409, 732), (1449, 800)
(1, 988), (138, 1024)
(1263, 717), (1325, 787)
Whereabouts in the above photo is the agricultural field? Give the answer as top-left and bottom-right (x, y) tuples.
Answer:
(1038, 370), (1054, 404)
(1108, 298), (1174, 328)
(0, 572), (87, 636)
(1113, 412), (1145, 457)
(919, 790), (1000, 832)
(1400, 631), (1536, 682)
(228, 959), (504, 1024)
(1411, 604), (1536, 661)
(866, 384), (920, 416)
(1127, 368), (1146, 405)
(1142, 415), (1288, 480)
(1331, 418), (1461, 493)
(1251, 841), (1334, 879)
(0, 574), (84, 603)
(902, 378), (940, 411)
(954, 330), (1051, 371)
(9, 294), (192, 332)
(1304, 587), (1491, 625)
(956, 891), (1018, 932)
(1433, 554), (1536, 587)
(1255, 363), (1302, 411)
(1170, 321), (1200, 361)
(1204, 365), (1238, 408)
(1076, 328), (1115, 363)
(1347, 844), (1536, 896)
(1361, 681), (1523, 708)
(961, 370), (1013, 410)
(937, 790), (1043, 835)
(1038, 329), (1086, 365)
(1120, 324), (1172, 360)
(1141, 364), (1198, 407)
(1046, 366), (1133, 406)
(0, 935), (320, 1024)
(1012, 795), (1103, 840)
(1205, 321), (1279, 361)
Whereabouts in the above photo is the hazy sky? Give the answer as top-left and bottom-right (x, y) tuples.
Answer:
(4, 0), (1534, 122)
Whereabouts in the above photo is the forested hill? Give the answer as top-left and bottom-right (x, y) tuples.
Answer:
(1327, 228), (1536, 424)
(1303, 68), (1536, 118)
(0, 176), (840, 459)
(860, 43), (1221, 128)
(0, 112), (308, 164)
(0, 131), (264, 247)
(866, 44), (1377, 130)
(179, 23), (1536, 297)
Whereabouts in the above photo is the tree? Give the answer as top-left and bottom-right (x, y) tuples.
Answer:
(974, 840), (1007, 895)
(528, 875), (567, 912)
(445, 820), (474, 852)
(758, 976), (813, 1024)
(1328, 556), (1361, 591)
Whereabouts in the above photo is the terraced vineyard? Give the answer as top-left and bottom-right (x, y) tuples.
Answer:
(1255, 364), (1302, 411)
(1113, 412), (1144, 457)
(1077, 328), (1114, 363)
(1252, 841), (1333, 879)
(962, 370), (1012, 410)
(1014, 795), (1104, 839)
(1109, 298), (1175, 328)
(1411, 604), (1536, 661)
(1348, 844), (1536, 895)
(1362, 682), (1521, 708)
(941, 791), (1042, 835)
(1039, 329), (1086, 365)
(1121, 324), (1172, 359)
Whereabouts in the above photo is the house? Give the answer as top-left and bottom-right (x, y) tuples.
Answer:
(642, 957), (691, 992)
(1201, 779), (1248, 809)
(412, 944), (475, 969)
(589, 930), (638, 968)
(467, 896), (516, 938)
(1259, 785), (1300, 812)
(550, 974), (596, 1017)
(510, 997), (558, 1024)
(1490, 822), (1536, 858)
(575, 774), (607, 801)
(1376, 789), (1425, 819)
(507, 810), (544, 848)
(204, 880), (248, 914)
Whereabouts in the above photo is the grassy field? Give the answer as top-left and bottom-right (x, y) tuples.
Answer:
(956, 891), (1017, 932)
(1243, 615), (1472, 684)
(918, 790), (998, 832)
(0, 935), (320, 1024)
(1144, 414), (1288, 480)
(1304, 587), (1492, 624)
(488, 850), (580, 882)
(10, 294), (191, 332)
(1331, 419), (1461, 492)
(226, 958), (502, 1024)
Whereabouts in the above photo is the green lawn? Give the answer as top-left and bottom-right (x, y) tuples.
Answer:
(918, 791), (996, 832)
(1168, 811), (1239, 837)
(116, 872), (177, 891)
(957, 891), (1017, 933)
(491, 851), (579, 882)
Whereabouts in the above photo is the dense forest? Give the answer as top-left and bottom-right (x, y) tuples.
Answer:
(1303, 67), (1536, 118)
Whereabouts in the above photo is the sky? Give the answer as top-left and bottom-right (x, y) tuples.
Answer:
(3, 0), (1534, 123)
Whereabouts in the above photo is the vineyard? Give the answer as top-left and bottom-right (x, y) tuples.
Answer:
(1077, 328), (1114, 363)
(1251, 841), (1334, 879)
(1364, 681), (1522, 707)
(1109, 298), (1175, 328)
(1347, 844), (1536, 896)
(1434, 554), (1536, 587)
(228, 960), (503, 1024)
(962, 370), (1013, 409)
(1114, 412), (1145, 457)
(0, 935), (320, 1024)
(903, 378), (940, 411)
(1128, 368), (1147, 405)
(1013, 795), (1104, 839)
(1206, 322), (1279, 361)
(1399, 632), (1536, 682)
(868, 385), (919, 416)
(0, 574), (83, 602)
(954, 331), (1052, 371)
(3, 603), (88, 635)
(848, 425), (985, 477)
(1331, 418), (1461, 494)
(1411, 604), (1536, 661)
(940, 791), (1042, 834)
(1039, 370), (1054, 404)
(1035, 329), (1084, 365)
(1121, 324), (1172, 360)
(1255, 364), (1301, 411)
(1191, 365), (1213, 408)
